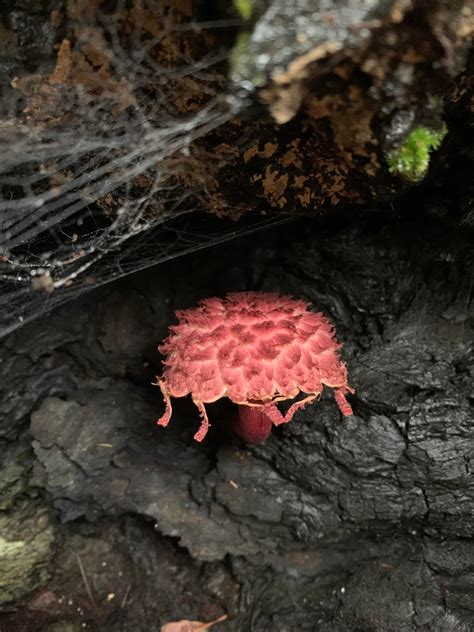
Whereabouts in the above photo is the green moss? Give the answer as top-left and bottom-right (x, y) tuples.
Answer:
(0, 501), (55, 606)
(0, 462), (27, 510)
(387, 125), (447, 182)
(229, 30), (251, 76)
(229, 30), (266, 87)
(234, 0), (254, 21)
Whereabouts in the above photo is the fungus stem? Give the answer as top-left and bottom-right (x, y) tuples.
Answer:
(234, 405), (273, 444)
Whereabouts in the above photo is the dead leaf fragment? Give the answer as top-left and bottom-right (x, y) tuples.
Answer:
(160, 614), (227, 632)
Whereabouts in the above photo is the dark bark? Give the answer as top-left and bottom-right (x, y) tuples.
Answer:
(1, 208), (473, 630)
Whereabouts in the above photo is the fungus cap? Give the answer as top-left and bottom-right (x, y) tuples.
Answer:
(155, 292), (353, 442)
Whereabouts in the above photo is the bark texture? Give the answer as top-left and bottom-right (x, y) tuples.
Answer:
(1, 208), (473, 630)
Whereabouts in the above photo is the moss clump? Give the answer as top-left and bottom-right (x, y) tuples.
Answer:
(234, 0), (254, 21)
(0, 501), (55, 606)
(387, 125), (447, 182)
(228, 30), (266, 88)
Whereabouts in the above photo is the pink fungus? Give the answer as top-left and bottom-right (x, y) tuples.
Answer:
(154, 292), (354, 443)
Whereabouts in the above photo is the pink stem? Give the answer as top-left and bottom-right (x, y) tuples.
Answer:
(234, 405), (273, 444)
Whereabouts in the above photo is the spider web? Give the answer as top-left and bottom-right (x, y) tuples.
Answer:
(0, 3), (291, 339)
